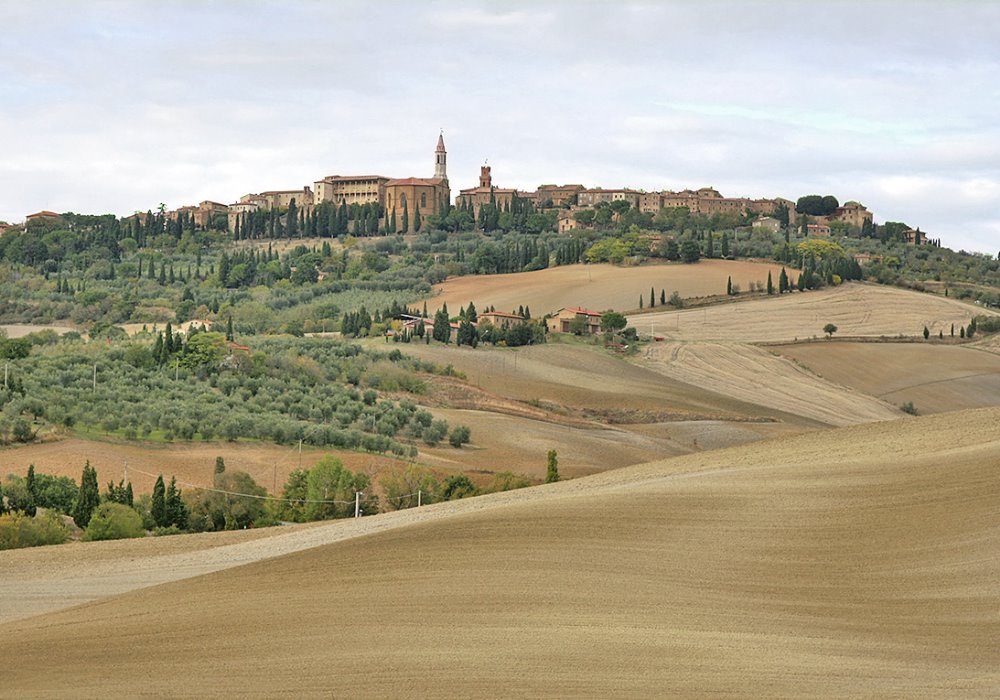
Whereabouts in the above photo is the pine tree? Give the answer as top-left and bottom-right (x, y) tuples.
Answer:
(151, 474), (167, 527)
(73, 461), (100, 529)
(546, 450), (560, 483)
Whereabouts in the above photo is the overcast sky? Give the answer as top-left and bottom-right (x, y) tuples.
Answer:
(1, 1), (998, 253)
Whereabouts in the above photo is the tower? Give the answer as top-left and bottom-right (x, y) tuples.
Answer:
(434, 132), (447, 181)
(479, 164), (492, 189)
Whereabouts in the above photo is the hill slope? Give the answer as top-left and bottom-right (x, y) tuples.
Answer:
(2, 409), (998, 697)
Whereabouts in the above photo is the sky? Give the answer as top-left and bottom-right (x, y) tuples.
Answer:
(1, 0), (998, 254)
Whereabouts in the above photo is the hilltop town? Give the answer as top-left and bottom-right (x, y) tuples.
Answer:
(5, 133), (934, 248)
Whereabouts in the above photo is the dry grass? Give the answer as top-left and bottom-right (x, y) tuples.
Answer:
(775, 341), (1000, 415)
(633, 282), (992, 343)
(429, 259), (789, 315)
(2, 407), (998, 697)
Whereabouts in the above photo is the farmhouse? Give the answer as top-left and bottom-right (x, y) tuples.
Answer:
(25, 210), (61, 223)
(548, 307), (603, 334)
(478, 311), (525, 329)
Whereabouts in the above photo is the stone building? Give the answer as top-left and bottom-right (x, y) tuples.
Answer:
(456, 164), (522, 217)
(383, 134), (450, 233)
(313, 175), (388, 206)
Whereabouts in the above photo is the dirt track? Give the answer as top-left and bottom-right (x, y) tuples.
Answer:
(3, 408), (998, 697)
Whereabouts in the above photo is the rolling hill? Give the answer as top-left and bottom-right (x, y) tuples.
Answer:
(3, 408), (998, 697)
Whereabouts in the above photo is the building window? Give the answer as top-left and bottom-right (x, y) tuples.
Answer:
(421, 192), (427, 208)
(400, 193), (407, 208)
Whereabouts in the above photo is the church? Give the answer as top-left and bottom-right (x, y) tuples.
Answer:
(383, 134), (450, 233)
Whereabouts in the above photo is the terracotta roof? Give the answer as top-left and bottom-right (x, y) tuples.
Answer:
(560, 307), (603, 317)
(320, 175), (388, 182)
(480, 312), (524, 319)
(384, 177), (447, 187)
(26, 210), (60, 219)
(459, 186), (519, 195)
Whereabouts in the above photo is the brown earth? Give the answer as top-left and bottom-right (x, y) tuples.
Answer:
(631, 282), (992, 343)
(429, 259), (789, 316)
(0, 438), (407, 496)
(775, 341), (1000, 415)
(641, 341), (902, 426)
(2, 407), (998, 697)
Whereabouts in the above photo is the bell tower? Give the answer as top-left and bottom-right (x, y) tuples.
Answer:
(434, 131), (447, 181)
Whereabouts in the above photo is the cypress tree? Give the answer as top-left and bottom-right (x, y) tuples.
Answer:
(414, 201), (421, 232)
(639, 295), (643, 309)
(767, 271), (774, 295)
(779, 267), (789, 293)
(165, 476), (188, 529)
(727, 276), (732, 295)
(73, 461), (100, 529)
(660, 289), (666, 305)
(151, 474), (167, 527)
(402, 200), (409, 234)
(390, 208), (397, 233)
(26, 464), (37, 500)
(650, 287), (655, 307)
(546, 449), (560, 483)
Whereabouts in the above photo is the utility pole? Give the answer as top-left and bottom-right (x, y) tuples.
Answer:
(298, 439), (303, 470)
(3, 362), (7, 390)
(417, 489), (422, 507)
(175, 358), (179, 381)
(354, 491), (361, 518)
(123, 459), (128, 486)
(93, 363), (97, 392)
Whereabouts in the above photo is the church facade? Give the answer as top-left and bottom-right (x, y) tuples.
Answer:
(383, 134), (450, 233)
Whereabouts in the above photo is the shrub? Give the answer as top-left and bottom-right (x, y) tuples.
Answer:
(0, 511), (70, 550)
(900, 401), (919, 415)
(448, 425), (471, 448)
(82, 502), (146, 541)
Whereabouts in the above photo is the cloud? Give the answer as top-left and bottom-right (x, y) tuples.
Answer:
(0, 1), (998, 255)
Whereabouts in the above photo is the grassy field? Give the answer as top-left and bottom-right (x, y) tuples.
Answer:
(631, 282), (990, 343)
(428, 259), (789, 315)
(2, 407), (997, 697)
(775, 342), (1000, 415)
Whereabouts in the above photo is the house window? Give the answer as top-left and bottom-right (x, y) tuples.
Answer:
(421, 192), (427, 208)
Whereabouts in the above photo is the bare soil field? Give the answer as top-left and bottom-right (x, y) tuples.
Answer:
(2, 407), (998, 697)
(775, 341), (1000, 415)
(632, 282), (991, 343)
(0, 438), (406, 496)
(0, 323), (77, 337)
(389, 340), (806, 423)
(429, 259), (788, 315)
(642, 342), (902, 426)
